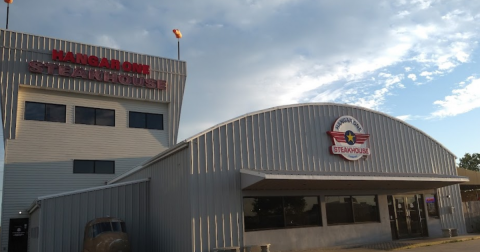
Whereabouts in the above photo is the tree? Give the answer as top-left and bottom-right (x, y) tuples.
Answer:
(459, 153), (480, 171)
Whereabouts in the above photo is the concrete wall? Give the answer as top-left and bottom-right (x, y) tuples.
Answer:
(36, 179), (149, 252)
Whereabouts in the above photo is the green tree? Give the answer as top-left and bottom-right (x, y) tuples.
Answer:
(459, 153), (480, 171)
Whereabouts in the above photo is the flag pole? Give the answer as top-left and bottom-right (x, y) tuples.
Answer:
(6, 3), (9, 29)
(178, 39), (180, 60)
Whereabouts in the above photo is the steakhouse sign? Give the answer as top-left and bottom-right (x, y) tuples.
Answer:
(28, 50), (167, 90)
(327, 115), (371, 161)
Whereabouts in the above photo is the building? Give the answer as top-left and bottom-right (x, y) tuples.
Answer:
(0, 29), (470, 252)
(0, 29), (187, 251)
(30, 104), (469, 252)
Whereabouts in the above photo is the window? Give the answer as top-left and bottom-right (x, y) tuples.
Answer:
(75, 106), (115, 126)
(129, 111), (163, 130)
(243, 196), (321, 231)
(325, 195), (380, 225)
(425, 193), (439, 218)
(25, 101), (66, 122)
(73, 160), (115, 174)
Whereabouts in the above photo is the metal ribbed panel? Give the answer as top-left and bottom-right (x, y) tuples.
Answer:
(37, 180), (149, 252)
(183, 103), (463, 251)
(0, 29), (186, 146)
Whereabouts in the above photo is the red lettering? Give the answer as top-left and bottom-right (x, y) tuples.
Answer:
(118, 75), (132, 85)
(122, 61), (132, 72)
(145, 79), (156, 88)
(142, 65), (150, 75)
(71, 68), (88, 78)
(132, 63), (143, 74)
(28, 61), (44, 73)
(89, 70), (103, 81)
(110, 59), (120, 71)
(98, 58), (111, 69)
(46, 63), (58, 74)
(76, 53), (88, 65)
(52, 49), (64, 61)
(157, 80), (167, 90)
(103, 72), (118, 83)
(63, 52), (75, 63)
(58, 66), (73, 76)
(88, 56), (99, 67)
(132, 77), (144, 86)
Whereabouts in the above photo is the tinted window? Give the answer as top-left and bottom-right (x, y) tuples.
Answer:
(326, 195), (380, 225)
(352, 196), (379, 222)
(95, 161), (115, 174)
(93, 222), (112, 237)
(25, 102), (66, 123)
(425, 194), (439, 217)
(129, 112), (146, 128)
(75, 106), (115, 126)
(25, 102), (46, 121)
(74, 160), (114, 174)
(129, 111), (163, 130)
(284, 196), (321, 227)
(146, 113), (163, 130)
(45, 104), (66, 122)
(96, 109), (115, 126)
(325, 196), (354, 225)
(243, 196), (321, 231)
(75, 107), (95, 125)
(73, 160), (95, 173)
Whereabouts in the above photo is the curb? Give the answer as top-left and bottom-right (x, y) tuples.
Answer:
(389, 236), (480, 251)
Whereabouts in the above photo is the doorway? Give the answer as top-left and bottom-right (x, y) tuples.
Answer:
(387, 195), (428, 239)
(8, 218), (29, 252)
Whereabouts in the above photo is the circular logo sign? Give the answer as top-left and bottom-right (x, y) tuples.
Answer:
(327, 115), (370, 161)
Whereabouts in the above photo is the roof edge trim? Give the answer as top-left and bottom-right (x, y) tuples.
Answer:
(37, 178), (150, 201)
(108, 141), (189, 184)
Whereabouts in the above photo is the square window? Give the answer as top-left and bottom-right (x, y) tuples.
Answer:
(96, 109), (115, 126)
(75, 107), (95, 125)
(129, 112), (146, 128)
(46, 104), (66, 122)
(73, 160), (95, 173)
(94, 161), (115, 174)
(146, 113), (163, 130)
(25, 102), (46, 121)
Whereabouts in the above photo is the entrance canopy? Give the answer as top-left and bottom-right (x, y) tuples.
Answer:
(241, 169), (469, 191)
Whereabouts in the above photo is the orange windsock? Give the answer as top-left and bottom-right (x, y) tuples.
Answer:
(173, 29), (182, 39)
(4, 0), (13, 4)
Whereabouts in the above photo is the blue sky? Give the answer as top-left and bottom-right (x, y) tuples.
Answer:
(1, 0), (480, 211)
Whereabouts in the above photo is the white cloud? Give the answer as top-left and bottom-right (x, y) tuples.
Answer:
(431, 77), (480, 118)
(408, 74), (417, 81)
(95, 35), (120, 49)
(396, 115), (412, 121)
(404, 67), (412, 72)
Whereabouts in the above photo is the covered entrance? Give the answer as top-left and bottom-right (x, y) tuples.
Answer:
(388, 195), (428, 240)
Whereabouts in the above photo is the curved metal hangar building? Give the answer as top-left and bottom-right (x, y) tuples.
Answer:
(0, 30), (469, 252)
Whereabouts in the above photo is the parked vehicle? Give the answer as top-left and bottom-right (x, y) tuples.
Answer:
(83, 217), (131, 252)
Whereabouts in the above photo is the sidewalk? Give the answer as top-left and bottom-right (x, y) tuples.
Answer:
(288, 234), (480, 252)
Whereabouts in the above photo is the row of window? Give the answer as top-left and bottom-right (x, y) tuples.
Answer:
(74, 160), (115, 174)
(24, 101), (164, 130)
(243, 195), (380, 231)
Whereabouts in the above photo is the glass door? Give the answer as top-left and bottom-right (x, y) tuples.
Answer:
(389, 195), (428, 239)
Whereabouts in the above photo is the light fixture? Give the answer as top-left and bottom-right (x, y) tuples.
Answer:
(18, 211), (22, 215)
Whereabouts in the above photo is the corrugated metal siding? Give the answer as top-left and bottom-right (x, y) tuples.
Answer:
(37, 180), (149, 252)
(185, 104), (464, 251)
(1, 86), (170, 249)
(113, 147), (192, 252)
(0, 29), (186, 145)
(28, 208), (40, 252)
